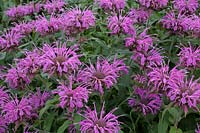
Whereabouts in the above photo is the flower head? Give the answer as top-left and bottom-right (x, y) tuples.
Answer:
(173, 0), (198, 14)
(128, 88), (162, 115)
(0, 87), (9, 107)
(28, 89), (50, 110)
(132, 48), (163, 68)
(128, 8), (152, 23)
(178, 45), (200, 68)
(167, 76), (200, 113)
(5, 67), (31, 89)
(78, 58), (128, 94)
(108, 14), (135, 35)
(5, 2), (42, 19)
(44, 0), (65, 14)
(0, 30), (23, 51)
(54, 77), (88, 112)
(62, 8), (95, 35)
(97, 0), (125, 11)
(11, 21), (35, 35)
(40, 44), (81, 76)
(137, 0), (168, 9)
(80, 103), (120, 133)
(125, 29), (153, 52)
(2, 96), (33, 123)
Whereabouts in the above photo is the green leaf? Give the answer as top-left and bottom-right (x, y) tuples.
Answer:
(44, 113), (55, 131)
(169, 126), (183, 133)
(57, 120), (71, 133)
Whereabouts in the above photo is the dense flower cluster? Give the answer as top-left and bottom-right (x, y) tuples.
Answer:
(97, 0), (125, 11)
(128, 88), (162, 115)
(43, 0), (65, 14)
(128, 8), (152, 23)
(80, 103), (120, 132)
(78, 58), (128, 94)
(173, 0), (199, 14)
(137, 0), (168, 9)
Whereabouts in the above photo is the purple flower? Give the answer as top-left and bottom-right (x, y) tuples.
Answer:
(0, 115), (7, 132)
(97, 0), (125, 11)
(128, 8), (152, 23)
(196, 124), (200, 133)
(125, 29), (153, 52)
(178, 45), (200, 68)
(161, 11), (189, 32)
(108, 14), (135, 35)
(44, 0), (65, 14)
(128, 88), (162, 115)
(5, 67), (31, 89)
(40, 44), (81, 76)
(17, 49), (41, 76)
(54, 77), (88, 112)
(137, 0), (168, 9)
(78, 58), (128, 94)
(2, 96), (33, 123)
(132, 48), (163, 68)
(0, 30), (23, 51)
(0, 87), (9, 107)
(167, 76), (200, 113)
(28, 89), (50, 110)
(173, 0), (198, 14)
(133, 74), (147, 84)
(148, 65), (186, 91)
(80, 103), (120, 133)
(5, 2), (42, 19)
(62, 8), (95, 35)
(11, 21), (35, 35)
(34, 15), (62, 35)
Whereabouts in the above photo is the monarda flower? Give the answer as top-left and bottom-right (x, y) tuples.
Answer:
(11, 21), (35, 35)
(28, 89), (50, 110)
(80, 103), (120, 133)
(97, 0), (125, 11)
(132, 48), (163, 68)
(16, 50), (41, 76)
(167, 76), (200, 113)
(78, 58), (128, 94)
(173, 0), (198, 14)
(34, 15), (62, 36)
(161, 11), (189, 32)
(44, 0), (65, 14)
(54, 77), (88, 112)
(2, 96), (33, 123)
(128, 88), (162, 115)
(108, 14), (135, 35)
(40, 44), (81, 76)
(148, 65), (186, 91)
(125, 29), (153, 52)
(128, 8), (152, 23)
(0, 30), (23, 51)
(5, 67), (31, 89)
(178, 45), (200, 68)
(62, 8), (95, 35)
(137, 0), (168, 9)
(0, 87), (9, 107)
(0, 115), (7, 133)
(5, 2), (42, 20)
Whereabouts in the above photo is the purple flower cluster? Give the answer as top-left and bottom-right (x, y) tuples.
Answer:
(62, 8), (95, 35)
(78, 58), (128, 94)
(173, 0), (199, 14)
(6, 2), (42, 20)
(54, 77), (88, 112)
(108, 14), (135, 35)
(80, 103), (120, 132)
(43, 0), (65, 14)
(128, 88), (162, 115)
(178, 45), (200, 68)
(137, 0), (168, 9)
(128, 8), (152, 23)
(40, 44), (81, 77)
(97, 0), (125, 11)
